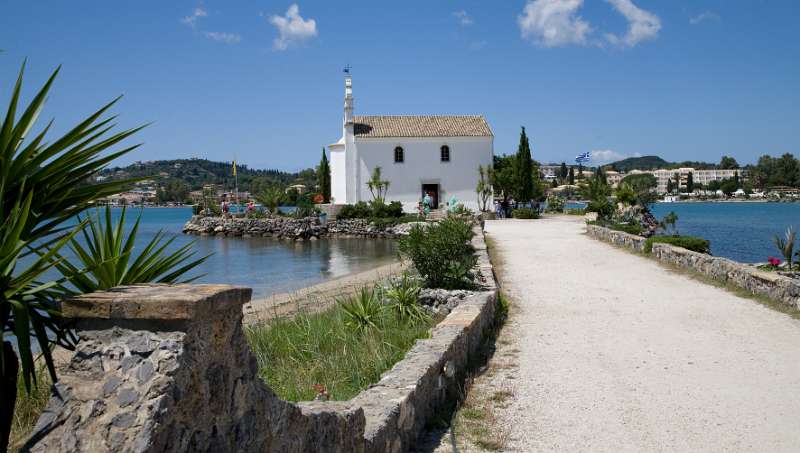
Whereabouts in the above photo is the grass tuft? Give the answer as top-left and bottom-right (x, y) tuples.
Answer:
(10, 364), (52, 450)
(246, 296), (436, 401)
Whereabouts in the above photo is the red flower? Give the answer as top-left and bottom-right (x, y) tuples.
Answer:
(768, 256), (781, 266)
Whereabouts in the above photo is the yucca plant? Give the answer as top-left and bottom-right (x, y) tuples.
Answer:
(0, 62), (145, 451)
(53, 206), (209, 292)
(385, 274), (428, 324)
(773, 226), (796, 270)
(340, 287), (383, 334)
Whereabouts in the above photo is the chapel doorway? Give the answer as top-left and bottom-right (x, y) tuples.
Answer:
(422, 184), (439, 209)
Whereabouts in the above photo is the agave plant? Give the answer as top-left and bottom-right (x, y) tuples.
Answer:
(385, 274), (428, 323)
(53, 206), (210, 292)
(773, 226), (796, 270)
(0, 63), (145, 450)
(340, 287), (383, 334)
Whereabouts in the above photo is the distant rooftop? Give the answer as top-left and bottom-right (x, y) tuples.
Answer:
(353, 115), (493, 138)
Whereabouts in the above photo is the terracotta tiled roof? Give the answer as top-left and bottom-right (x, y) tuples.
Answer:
(353, 115), (493, 138)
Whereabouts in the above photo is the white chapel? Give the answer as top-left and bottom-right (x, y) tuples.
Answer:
(328, 74), (494, 212)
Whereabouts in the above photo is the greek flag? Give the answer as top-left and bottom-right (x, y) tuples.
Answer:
(575, 151), (590, 163)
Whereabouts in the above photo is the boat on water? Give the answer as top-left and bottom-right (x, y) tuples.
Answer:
(662, 195), (680, 203)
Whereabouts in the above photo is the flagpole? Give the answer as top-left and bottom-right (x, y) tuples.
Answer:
(234, 156), (239, 212)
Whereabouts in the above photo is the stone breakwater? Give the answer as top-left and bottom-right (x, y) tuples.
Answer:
(182, 215), (422, 239)
(586, 224), (799, 311)
(26, 226), (499, 452)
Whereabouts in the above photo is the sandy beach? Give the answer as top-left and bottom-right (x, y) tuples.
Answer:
(242, 259), (409, 324)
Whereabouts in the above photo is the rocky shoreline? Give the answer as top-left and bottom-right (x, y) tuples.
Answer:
(182, 215), (423, 240)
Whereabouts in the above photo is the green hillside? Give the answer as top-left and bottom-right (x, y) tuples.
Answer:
(607, 155), (671, 171)
(99, 158), (316, 194)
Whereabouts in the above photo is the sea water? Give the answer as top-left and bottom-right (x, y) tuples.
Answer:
(75, 208), (397, 298)
(651, 202), (800, 263)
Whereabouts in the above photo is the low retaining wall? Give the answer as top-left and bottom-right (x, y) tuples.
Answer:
(182, 215), (420, 239)
(25, 228), (498, 452)
(652, 243), (800, 309)
(585, 223), (646, 252)
(586, 224), (799, 310)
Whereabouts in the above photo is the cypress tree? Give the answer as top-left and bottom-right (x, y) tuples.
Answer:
(317, 148), (331, 203)
(514, 126), (534, 200)
(595, 166), (606, 185)
(568, 166), (575, 185)
(686, 172), (694, 193)
(560, 162), (568, 180)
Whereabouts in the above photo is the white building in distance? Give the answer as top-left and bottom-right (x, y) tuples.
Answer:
(631, 168), (743, 193)
(329, 74), (494, 212)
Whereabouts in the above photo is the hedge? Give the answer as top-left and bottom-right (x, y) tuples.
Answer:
(512, 208), (539, 219)
(644, 236), (711, 254)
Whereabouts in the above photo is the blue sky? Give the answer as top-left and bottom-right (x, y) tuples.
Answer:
(1, 1), (798, 170)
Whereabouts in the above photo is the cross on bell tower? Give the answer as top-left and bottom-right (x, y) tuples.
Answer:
(344, 65), (353, 125)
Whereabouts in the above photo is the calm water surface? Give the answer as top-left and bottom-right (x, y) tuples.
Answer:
(650, 202), (800, 263)
(103, 208), (397, 298)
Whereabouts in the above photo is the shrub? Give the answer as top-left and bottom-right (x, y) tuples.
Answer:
(773, 226), (796, 270)
(545, 195), (565, 213)
(587, 198), (614, 220)
(384, 274), (428, 323)
(340, 287), (383, 334)
(398, 217), (476, 289)
(370, 200), (404, 218)
(608, 223), (644, 236)
(449, 203), (474, 217)
(368, 214), (420, 228)
(338, 200), (404, 219)
(615, 182), (637, 206)
(565, 208), (585, 215)
(644, 236), (711, 254)
(512, 207), (539, 219)
(338, 201), (372, 219)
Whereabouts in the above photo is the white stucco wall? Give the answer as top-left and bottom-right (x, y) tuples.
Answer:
(353, 136), (494, 212)
(329, 144), (346, 205)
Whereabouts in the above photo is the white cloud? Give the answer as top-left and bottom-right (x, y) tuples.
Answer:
(518, 0), (592, 47)
(270, 4), (318, 51)
(181, 7), (207, 28)
(604, 0), (661, 47)
(689, 11), (720, 25)
(204, 32), (242, 44)
(453, 10), (473, 26)
(590, 149), (641, 165)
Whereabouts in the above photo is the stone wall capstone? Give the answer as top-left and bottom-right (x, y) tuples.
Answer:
(25, 227), (499, 452)
(585, 223), (646, 252)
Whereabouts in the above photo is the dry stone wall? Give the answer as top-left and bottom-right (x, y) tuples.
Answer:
(25, 227), (498, 452)
(585, 223), (646, 252)
(587, 224), (799, 311)
(652, 243), (800, 310)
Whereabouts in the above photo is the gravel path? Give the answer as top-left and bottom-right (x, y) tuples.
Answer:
(483, 216), (800, 452)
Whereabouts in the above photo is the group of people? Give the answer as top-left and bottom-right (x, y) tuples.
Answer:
(494, 197), (543, 219)
(417, 192), (461, 217)
(219, 199), (256, 218)
(494, 197), (516, 219)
